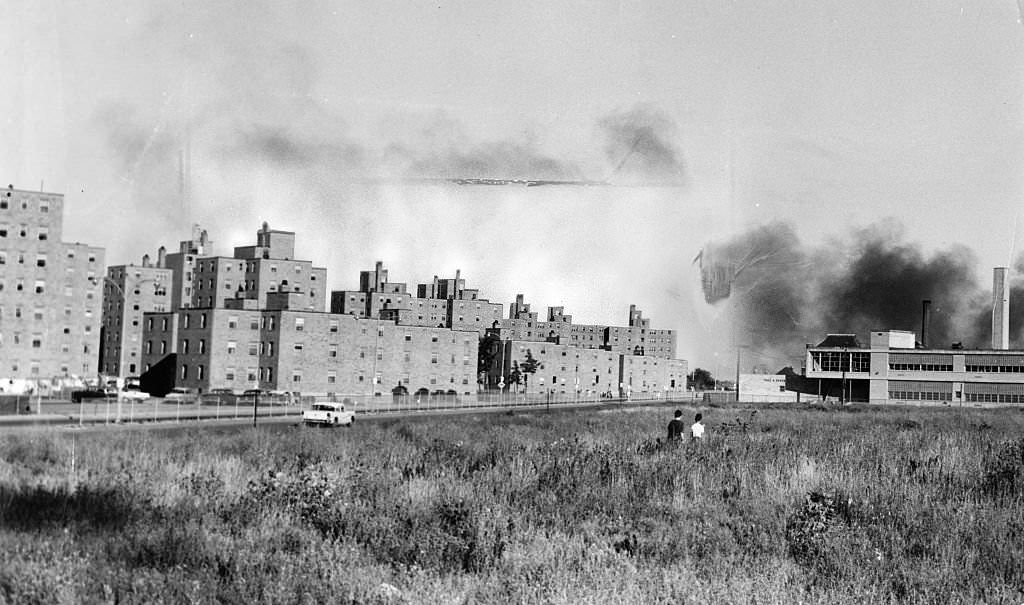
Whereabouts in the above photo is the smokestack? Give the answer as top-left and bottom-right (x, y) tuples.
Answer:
(142, 254), (150, 268)
(993, 267), (1010, 350)
(157, 246), (166, 268)
(921, 300), (931, 348)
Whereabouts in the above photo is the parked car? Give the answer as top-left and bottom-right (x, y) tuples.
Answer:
(302, 402), (355, 427)
(71, 389), (110, 403)
(199, 388), (237, 406)
(119, 387), (151, 402)
(164, 387), (197, 403)
(240, 389), (291, 405)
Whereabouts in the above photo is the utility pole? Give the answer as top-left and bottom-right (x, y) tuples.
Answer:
(735, 347), (742, 403)
(840, 347), (848, 406)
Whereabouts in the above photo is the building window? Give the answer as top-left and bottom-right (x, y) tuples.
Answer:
(226, 368), (236, 381)
(295, 317), (305, 331)
(38, 227), (48, 241)
(181, 365), (188, 380)
(329, 320), (339, 333)
(294, 343), (304, 351)
(228, 316), (238, 328)
(197, 365), (205, 380)
(292, 371), (302, 383)
(327, 372), (336, 384)
(160, 341), (167, 354)
(183, 314), (191, 329)
(200, 313), (207, 328)
(198, 339), (206, 354)
(329, 345), (337, 358)
(248, 342), (258, 355)
(181, 339), (189, 354)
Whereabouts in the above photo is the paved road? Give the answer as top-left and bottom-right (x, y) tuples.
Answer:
(0, 392), (691, 434)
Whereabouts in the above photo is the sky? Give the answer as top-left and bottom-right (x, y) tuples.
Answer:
(3, 0), (1024, 374)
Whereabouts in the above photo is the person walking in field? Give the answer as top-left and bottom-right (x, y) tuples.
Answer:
(691, 413), (705, 439)
(667, 409), (685, 441)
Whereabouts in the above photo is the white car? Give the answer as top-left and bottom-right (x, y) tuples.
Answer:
(164, 387), (197, 403)
(303, 402), (355, 427)
(119, 388), (151, 402)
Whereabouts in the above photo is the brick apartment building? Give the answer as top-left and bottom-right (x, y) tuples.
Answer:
(331, 262), (504, 334)
(121, 224), (687, 399)
(99, 259), (171, 377)
(141, 293), (478, 397)
(0, 185), (104, 387)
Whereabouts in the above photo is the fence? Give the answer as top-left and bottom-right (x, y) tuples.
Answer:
(3, 389), (694, 426)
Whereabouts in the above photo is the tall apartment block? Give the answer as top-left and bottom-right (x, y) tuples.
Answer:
(104, 222), (327, 379)
(0, 185), (104, 385)
(99, 256), (171, 377)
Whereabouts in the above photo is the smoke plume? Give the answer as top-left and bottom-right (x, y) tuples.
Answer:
(699, 221), (1022, 363)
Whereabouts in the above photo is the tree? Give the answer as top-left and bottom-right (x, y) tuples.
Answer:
(687, 367), (716, 391)
(508, 362), (522, 393)
(519, 348), (542, 392)
(477, 332), (501, 387)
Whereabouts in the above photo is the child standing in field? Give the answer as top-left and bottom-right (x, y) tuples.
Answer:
(667, 409), (685, 442)
(691, 413), (705, 439)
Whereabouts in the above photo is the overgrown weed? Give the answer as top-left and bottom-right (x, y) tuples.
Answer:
(0, 404), (1022, 603)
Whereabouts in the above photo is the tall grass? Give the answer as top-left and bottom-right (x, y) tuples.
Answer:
(1, 403), (1023, 604)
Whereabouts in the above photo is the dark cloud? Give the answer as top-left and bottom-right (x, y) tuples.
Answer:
(401, 140), (581, 181)
(599, 105), (685, 184)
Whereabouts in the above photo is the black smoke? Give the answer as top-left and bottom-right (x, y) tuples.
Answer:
(699, 221), (1024, 361)
(819, 228), (979, 349)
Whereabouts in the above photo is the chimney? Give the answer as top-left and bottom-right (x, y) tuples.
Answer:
(993, 267), (1010, 350)
(142, 254), (150, 268)
(157, 246), (166, 268)
(921, 299), (931, 348)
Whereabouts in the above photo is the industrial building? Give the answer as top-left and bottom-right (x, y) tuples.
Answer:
(0, 185), (104, 390)
(803, 268), (1024, 404)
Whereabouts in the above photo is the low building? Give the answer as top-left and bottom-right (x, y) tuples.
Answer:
(739, 373), (800, 403)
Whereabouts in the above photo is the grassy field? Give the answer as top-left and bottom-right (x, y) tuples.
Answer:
(1, 402), (1023, 604)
